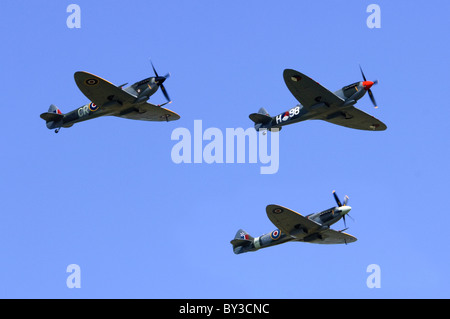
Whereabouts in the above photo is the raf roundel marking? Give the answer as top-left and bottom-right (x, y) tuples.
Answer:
(85, 78), (99, 86)
(270, 229), (281, 240)
(273, 208), (283, 214)
(89, 102), (99, 112)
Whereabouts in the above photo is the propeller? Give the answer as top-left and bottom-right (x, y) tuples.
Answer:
(332, 190), (353, 228)
(150, 60), (171, 103)
(359, 65), (379, 108)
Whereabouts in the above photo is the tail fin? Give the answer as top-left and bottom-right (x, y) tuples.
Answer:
(48, 104), (62, 114)
(40, 104), (64, 129)
(230, 229), (254, 254)
(249, 107), (272, 131)
(257, 107), (270, 117)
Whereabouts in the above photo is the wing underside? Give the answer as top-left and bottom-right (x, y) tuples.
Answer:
(74, 71), (180, 122)
(303, 229), (357, 245)
(266, 204), (320, 237)
(74, 71), (136, 106)
(266, 204), (357, 245)
(321, 106), (387, 131)
(114, 103), (180, 122)
(283, 69), (344, 109)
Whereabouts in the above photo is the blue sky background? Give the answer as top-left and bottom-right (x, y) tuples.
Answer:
(0, 1), (449, 298)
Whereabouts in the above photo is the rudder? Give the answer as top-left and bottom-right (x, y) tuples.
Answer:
(48, 104), (62, 114)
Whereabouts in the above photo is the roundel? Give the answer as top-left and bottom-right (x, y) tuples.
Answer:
(273, 208), (283, 214)
(89, 102), (99, 111)
(270, 229), (281, 240)
(282, 111), (290, 121)
(85, 78), (99, 86)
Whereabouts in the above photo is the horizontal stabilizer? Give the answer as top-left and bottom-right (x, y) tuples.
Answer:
(230, 239), (252, 248)
(40, 112), (64, 122)
(249, 113), (272, 124)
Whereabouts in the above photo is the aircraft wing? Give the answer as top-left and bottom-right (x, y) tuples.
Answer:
(321, 106), (387, 131)
(305, 229), (357, 245)
(266, 204), (320, 237)
(283, 69), (344, 109)
(74, 71), (136, 106)
(114, 102), (180, 122)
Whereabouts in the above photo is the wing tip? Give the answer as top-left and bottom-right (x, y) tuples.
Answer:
(283, 68), (302, 78)
(164, 109), (181, 121)
(372, 122), (387, 131)
(74, 71), (92, 78)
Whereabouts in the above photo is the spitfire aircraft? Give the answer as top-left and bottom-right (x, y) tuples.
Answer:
(249, 66), (386, 132)
(40, 62), (180, 133)
(231, 191), (356, 254)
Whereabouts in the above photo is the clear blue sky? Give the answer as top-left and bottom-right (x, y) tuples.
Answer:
(0, 1), (449, 298)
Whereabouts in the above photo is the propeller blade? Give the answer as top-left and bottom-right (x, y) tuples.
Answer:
(343, 214), (347, 228)
(156, 101), (172, 107)
(360, 65), (379, 108)
(347, 213), (355, 222)
(160, 83), (171, 102)
(343, 195), (349, 206)
(368, 89), (378, 108)
(333, 190), (342, 207)
(359, 65), (367, 82)
(149, 60), (172, 103)
(150, 60), (159, 77)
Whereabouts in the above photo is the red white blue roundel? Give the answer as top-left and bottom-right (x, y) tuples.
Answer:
(282, 111), (290, 121)
(270, 229), (281, 240)
(89, 102), (99, 112)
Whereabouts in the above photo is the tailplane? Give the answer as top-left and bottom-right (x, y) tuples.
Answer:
(230, 229), (254, 254)
(40, 104), (64, 131)
(249, 107), (272, 131)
